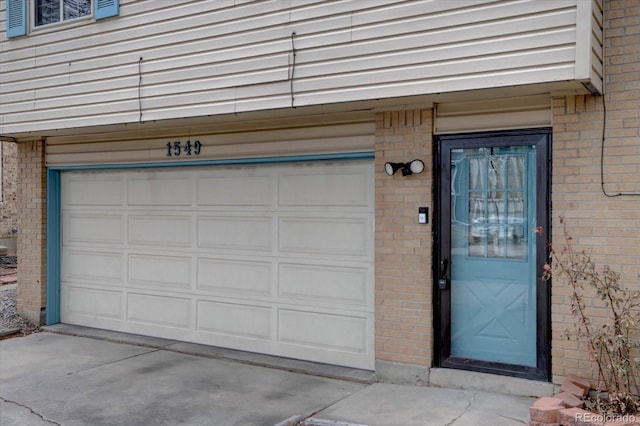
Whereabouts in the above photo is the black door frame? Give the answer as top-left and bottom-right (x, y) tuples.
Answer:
(433, 128), (551, 381)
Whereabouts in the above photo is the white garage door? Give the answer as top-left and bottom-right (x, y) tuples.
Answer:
(60, 160), (375, 369)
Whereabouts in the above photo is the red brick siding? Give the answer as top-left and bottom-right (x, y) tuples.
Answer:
(1, 141), (18, 242)
(374, 109), (434, 366)
(16, 140), (47, 325)
(550, 0), (640, 385)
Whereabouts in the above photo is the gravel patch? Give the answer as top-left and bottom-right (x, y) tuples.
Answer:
(0, 286), (39, 338)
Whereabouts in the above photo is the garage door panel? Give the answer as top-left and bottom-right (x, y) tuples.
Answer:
(128, 215), (192, 247)
(196, 300), (272, 340)
(279, 166), (372, 208)
(197, 258), (272, 297)
(128, 254), (192, 290)
(279, 217), (371, 257)
(63, 285), (124, 321)
(198, 216), (273, 252)
(63, 249), (124, 283)
(64, 213), (124, 245)
(278, 263), (369, 307)
(63, 173), (124, 207)
(128, 174), (193, 206)
(62, 160), (375, 370)
(127, 293), (191, 329)
(197, 173), (274, 207)
(278, 309), (368, 354)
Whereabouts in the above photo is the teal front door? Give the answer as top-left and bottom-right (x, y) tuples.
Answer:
(436, 130), (550, 380)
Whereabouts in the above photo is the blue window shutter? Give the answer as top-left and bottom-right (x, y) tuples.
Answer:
(6, 0), (27, 38)
(95, 0), (119, 20)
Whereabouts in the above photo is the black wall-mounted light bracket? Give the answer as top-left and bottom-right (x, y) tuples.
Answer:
(384, 159), (425, 176)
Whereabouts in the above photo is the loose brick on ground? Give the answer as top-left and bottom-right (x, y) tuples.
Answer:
(602, 420), (640, 426)
(566, 374), (592, 392)
(557, 407), (602, 426)
(535, 397), (568, 408)
(554, 392), (584, 408)
(530, 404), (565, 423)
(560, 380), (589, 398)
(0, 276), (17, 285)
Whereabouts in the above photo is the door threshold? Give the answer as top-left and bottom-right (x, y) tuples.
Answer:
(430, 367), (554, 398)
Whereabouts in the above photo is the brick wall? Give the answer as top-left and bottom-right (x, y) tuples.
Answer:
(0, 141), (18, 243)
(16, 140), (47, 326)
(550, 0), (640, 385)
(374, 109), (434, 367)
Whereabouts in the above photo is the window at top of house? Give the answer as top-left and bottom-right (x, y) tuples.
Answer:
(35, 0), (92, 27)
(7, 0), (118, 38)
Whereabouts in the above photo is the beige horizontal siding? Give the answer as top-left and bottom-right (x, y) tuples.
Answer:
(1, 0), (601, 134)
(46, 120), (375, 166)
(434, 95), (552, 134)
(574, 0), (603, 93)
(590, 0), (604, 86)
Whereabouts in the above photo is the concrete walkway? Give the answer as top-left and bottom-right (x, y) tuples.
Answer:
(0, 330), (535, 426)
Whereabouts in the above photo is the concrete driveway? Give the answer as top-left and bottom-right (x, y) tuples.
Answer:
(0, 330), (535, 426)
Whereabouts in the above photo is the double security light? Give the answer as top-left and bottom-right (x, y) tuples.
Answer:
(384, 159), (425, 176)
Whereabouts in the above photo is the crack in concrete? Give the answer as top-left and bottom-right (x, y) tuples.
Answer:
(444, 396), (473, 426)
(295, 387), (370, 426)
(444, 392), (527, 426)
(496, 413), (527, 424)
(0, 396), (61, 425)
(67, 348), (161, 375)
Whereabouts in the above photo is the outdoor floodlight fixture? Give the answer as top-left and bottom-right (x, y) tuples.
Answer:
(384, 159), (425, 176)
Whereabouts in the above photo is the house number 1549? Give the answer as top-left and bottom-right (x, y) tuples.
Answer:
(166, 140), (202, 157)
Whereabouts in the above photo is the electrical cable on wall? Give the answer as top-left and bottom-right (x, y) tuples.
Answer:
(599, 5), (640, 198)
(600, 92), (640, 197)
(289, 32), (296, 108)
(138, 57), (144, 123)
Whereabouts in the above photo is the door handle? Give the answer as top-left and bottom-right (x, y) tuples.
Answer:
(438, 259), (449, 290)
(440, 258), (449, 277)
